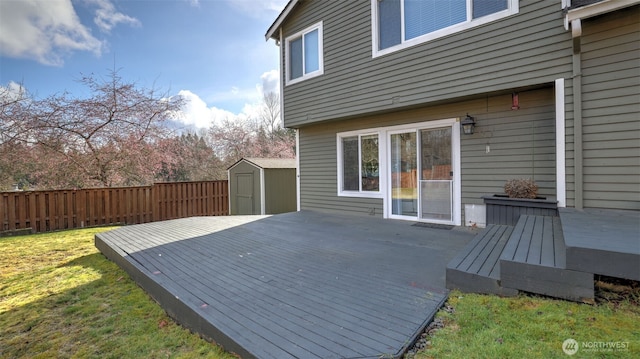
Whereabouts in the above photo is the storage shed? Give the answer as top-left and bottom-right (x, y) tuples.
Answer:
(228, 158), (297, 215)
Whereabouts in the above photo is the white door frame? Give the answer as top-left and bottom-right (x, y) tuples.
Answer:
(384, 118), (461, 225)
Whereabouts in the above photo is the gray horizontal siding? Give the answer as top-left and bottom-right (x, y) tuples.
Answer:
(579, 6), (640, 210)
(281, 0), (572, 128)
(461, 88), (556, 205)
(298, 124), (383, 216)
(298, 87), (556, 216)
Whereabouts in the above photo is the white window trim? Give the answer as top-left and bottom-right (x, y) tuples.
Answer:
(371, 0), (519, 58)
(383, 119), (460, 225)
(285, 21), (324, 85)
(336, 118), (461, 226)
(337, 131), (384, 198)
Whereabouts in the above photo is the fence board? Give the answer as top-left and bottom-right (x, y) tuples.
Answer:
(0, 181), (228, 234)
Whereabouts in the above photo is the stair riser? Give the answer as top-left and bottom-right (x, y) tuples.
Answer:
(566, 247), (640, 281)
(501, 260), (594, 302)
(446, 268), (518, 297)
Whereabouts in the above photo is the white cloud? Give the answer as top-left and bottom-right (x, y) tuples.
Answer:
(226, 0), (289, 19)
(0, 0), (138, 66)
(0, 0), (101, 66)
(183, 0), (200, 7)
(85, 0), (140, 33)
(172, 70), (280, 129)
(260, 69), (280, 95)
(174, 90), (239, 129)
(0, 81), (27, 102)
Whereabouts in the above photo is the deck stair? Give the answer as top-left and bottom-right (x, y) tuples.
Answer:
(499, 215), (593, 301)
(445, 224), (518, 297)
(447, 215), (595, 302)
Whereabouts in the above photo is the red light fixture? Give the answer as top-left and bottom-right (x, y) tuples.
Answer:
(511, 92), (520, 110)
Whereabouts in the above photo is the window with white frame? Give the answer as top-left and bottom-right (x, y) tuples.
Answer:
(339, 133), (380, 194)
(374, 0), (518, 55)
(285, 22), (324, 84)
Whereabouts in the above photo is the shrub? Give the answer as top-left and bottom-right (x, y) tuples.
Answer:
(504, 178), (538, 199)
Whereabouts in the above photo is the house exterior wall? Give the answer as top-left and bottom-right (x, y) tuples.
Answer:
(275, 1), (638, 214)
(578, 7), (640, 210)
(264, 168), (298, 214)
(299, 87), (556, 218)
(280, 0), (572, 128)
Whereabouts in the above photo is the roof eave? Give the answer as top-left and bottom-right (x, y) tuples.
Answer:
(265, 0), (299, 41)
(565, 0), (640, 30)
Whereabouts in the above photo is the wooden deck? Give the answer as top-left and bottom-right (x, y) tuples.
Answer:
(560, 208), (640, 281)
(447, 215), (594, 301)
(499, 215), (593, 301)
(447, 208), (639, 302)
(95, 210), (475, 359)
(445, 224), (518, 296)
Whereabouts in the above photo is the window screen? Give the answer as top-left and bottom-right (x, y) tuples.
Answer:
(289, 37), (303, 80)
(342, 136), (359, 191)
(378, 0), (401, 50)
(473, 0), (508, 19)
(405, 0), (466, 40)
(361, 135), (379, 191)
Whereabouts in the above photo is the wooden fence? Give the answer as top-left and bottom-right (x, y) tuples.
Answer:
(0, 181), (228, 234)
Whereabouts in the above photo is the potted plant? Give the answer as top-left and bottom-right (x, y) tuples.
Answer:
(482, 178), (558, 225)
(504, 178), (539, 199)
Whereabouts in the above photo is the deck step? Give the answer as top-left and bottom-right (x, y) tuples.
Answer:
(560, 208), (640, 281)
(446, 225), (518, 296)
(499, 215), (594, 302)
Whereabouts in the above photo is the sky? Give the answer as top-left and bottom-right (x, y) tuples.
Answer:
(0, 0), (288, 129)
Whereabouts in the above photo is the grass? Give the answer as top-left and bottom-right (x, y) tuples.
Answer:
(416, 287), (640, 359)
(3, 227), (639, 359)
(0, 227), (234, 359)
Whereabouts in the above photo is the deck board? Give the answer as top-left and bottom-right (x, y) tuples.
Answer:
(540, 216), (555, 267)
(97, 211), (474, 359)
(485, 226), (513, 279)
(445, 224), (518, 296)
(499, 215), (594, 302)
(560, 208), (640, 281)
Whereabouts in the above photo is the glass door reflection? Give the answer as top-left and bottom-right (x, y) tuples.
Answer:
(390, 132), (417, 217)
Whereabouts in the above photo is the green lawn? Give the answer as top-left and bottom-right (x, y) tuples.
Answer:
(417, 287), (640, 358)
(0, 227), (233, 359)
(2, 227), (638, 359)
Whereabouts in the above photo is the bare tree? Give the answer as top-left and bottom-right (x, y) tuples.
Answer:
(208, 91), (295, 167)
(1, 70), (185, 189)
(259, 91), (281, 138)
(0, 82), (33, 146)
(156, 132), (225, 182)
(208, 115), (258, 163)
(0, 83), (36, 189)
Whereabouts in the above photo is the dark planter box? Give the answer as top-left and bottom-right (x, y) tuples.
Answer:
(483, 195), (558, 226)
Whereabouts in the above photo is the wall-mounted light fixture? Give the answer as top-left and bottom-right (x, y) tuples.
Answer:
(511, 92), (520, 110)
(461, 114), (476, 135)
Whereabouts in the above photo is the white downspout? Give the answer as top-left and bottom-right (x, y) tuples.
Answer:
(555, 78), (566, 208)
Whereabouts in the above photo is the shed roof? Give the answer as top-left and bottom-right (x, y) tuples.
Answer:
(229, 157), (296, 170)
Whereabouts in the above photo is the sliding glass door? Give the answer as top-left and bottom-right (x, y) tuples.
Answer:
(389, 126), (453, 223)
(419, 128), (453, 222)
(390, 132), (417, 217)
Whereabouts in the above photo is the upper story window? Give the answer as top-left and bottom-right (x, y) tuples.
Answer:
(373, 0), (519, 56)
(285, 22), (324, 85)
